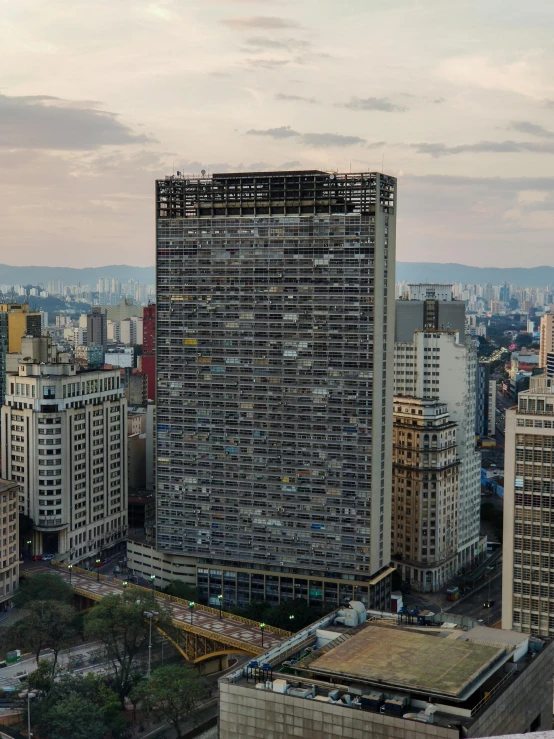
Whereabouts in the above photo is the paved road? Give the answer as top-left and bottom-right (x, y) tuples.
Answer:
(448, 572), (502, 626)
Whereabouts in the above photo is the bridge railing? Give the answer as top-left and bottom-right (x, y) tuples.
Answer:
(52, 562), (291, 639)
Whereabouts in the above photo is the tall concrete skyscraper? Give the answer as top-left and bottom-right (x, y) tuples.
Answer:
(503, 376), (554, 637)
(155, 170), (397, 609)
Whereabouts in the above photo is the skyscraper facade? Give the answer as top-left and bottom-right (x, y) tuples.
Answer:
(391, 397), (459, 592)
(155, 170), (396, 608)
(539, 312), (554, 369)
(503, 376), (554, 637)
(142, 304), (156, 401)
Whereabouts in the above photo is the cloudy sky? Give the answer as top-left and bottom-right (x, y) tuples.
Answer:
(2, 0), (554, 268)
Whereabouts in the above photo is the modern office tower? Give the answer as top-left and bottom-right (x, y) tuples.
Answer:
(87, 307), (108, 349)
(1, 361), (128, 563)
(475, 362), (490, 438)
(142, 305), (155, 401)
(503, 376), (554, 637)
(539, 312), (554, 368)
(156, 170), (397, 609)
(500, 282), (510, 303)
(395, 284), (465, 342)
(0, 480), (20, 609)
(394, 329), (481, 569)
(391, 397), (459, 591)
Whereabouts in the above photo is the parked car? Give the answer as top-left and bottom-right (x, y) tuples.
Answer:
(32, 555), (43, 562)
(41, 554), (55, 561)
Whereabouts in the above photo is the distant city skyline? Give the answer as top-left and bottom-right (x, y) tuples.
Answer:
(2, 1), (554, 268)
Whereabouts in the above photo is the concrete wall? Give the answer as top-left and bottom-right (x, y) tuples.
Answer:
(219, 683), (459, 739)
(467, 641), (554, 736)
(126, 539), (197, 588)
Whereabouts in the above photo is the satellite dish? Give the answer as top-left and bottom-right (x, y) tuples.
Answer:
(201, 169), (206, 176)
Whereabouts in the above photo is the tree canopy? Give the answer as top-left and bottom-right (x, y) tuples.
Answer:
(131, 664), (206, 739)
(230, 597), (332, 632)
(13, 572), (73, 608)
(28, 669), (125, 738)
(163, 579), (199, 602)
(84, 588), (170, 706)
(9, 600), (76, 669)
(38, 694), (106, 739)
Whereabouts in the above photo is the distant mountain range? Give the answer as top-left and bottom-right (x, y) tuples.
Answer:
(0, 264), (155, 287)
(1, 262), (554, 289)
(395, 263), (554, 288)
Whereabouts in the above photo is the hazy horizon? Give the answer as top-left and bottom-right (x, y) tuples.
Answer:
(2, 1), (554, 268)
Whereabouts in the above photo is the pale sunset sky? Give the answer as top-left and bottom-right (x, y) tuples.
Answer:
(1, 0), (554, 267)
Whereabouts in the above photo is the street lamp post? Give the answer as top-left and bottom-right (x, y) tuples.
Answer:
(289, 614), (295, 628)
(95, 559), (101, 582)
(150, 574), (156, 591)
(68, 565), (73, 585)
(217, 594), (223, 619)
(27, 691), (36, 738)
(260, 622), (265, 648)
(122, 581), (128, 589)
(26, 540), (32, 558)
(144, 611), (159, 679)
(189, 601), (195, 625)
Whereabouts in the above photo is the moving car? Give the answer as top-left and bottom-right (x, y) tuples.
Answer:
(41, 554), (55, 561)
(32, 555), (43, 561)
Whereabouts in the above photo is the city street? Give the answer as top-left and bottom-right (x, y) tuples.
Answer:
(448, 572), (502, 626)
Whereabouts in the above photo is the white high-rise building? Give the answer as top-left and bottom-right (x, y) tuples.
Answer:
(394, 329), (481, 569)
(1, 361), (128, 564)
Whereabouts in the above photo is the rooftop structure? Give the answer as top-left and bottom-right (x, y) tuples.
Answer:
(219, 608), (553, 739)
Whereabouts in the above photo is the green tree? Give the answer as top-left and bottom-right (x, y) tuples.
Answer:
(39, 694), (106, 739)
(9, 601), (76, 669)
(131, 664), (207, 739)
(84, 589), (170, 706)
(163, 579), (199, 602)
(13, 572), (73, 608)
(27, 659), (57, 696)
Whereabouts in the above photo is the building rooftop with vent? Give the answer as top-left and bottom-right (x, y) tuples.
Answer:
(219, 607), (553, 739)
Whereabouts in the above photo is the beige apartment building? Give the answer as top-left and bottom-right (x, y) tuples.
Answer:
(392, 397), (459, 592)
(1, 361), (128, 564)
(503, 376), (554, 637)
(0, 480), (20, 609)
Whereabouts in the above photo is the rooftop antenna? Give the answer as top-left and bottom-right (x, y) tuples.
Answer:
(381, 153), (385, 173)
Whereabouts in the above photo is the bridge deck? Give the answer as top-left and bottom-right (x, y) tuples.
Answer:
(28, 565), (284, 653)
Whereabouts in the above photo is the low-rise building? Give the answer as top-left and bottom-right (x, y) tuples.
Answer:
(219, 610), (553, 739)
